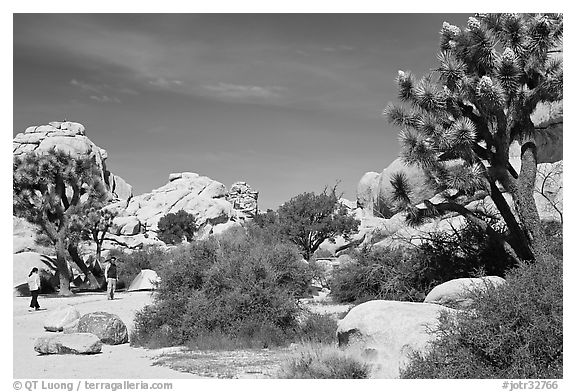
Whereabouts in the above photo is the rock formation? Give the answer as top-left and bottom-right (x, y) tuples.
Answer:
(13, 121), (132, 201)
(105, 172), (238, 247)
(226, 181), (259, 218)
(337, 300), (458, 378)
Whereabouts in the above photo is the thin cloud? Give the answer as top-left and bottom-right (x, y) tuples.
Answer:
(149, 78), (184, 88)
(70, 79), (131, 104)
(89, 95), (121, 104)
(70, 79), (104, 94)
(203, 83), (284, 100)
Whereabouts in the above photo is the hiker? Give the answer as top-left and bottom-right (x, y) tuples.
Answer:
(104, 257), (118, 300)
(27, 267), (41, 311)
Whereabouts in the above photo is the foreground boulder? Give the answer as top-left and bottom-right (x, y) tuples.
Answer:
(337, 300), (457, 378)
(424, 276), (506, 309)
(44, 305), (81, 332)
(34, 333), (102, 355)
(77, 312), (128, 345)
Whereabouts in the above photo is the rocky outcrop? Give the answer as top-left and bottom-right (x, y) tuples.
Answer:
(226, 181), (259, 218)
(357, 172), (380, 216)
(76, 312), (129, 345)
(34, 333), (102, 355)
(44, 305), (81, 332)
(424, 276), (506, 309)
(13, 121), (132, 201)
(13, 217), (53, 255)
(337, 300), (458, 378)
(106, 172), (236, 245)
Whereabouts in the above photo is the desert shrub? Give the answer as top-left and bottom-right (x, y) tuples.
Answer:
(297, 313), (338, 344)
(330, 221), (515, 304)
(278, 344), (371, 379)
(542, 220), (562, 261)
(157, 210), (197, 245)
(330, 247), (428, 303)
(401, 255), (562, 378)
(131, 235), (313, 349)
(107, 246), (167, 289)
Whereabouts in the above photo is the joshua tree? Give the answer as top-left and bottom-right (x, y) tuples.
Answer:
(384, 13), (562, 263)
(13, 149), (111, 295)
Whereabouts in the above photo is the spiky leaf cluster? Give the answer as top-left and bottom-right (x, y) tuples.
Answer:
(385, 13), (562, 227)
(13, 149), (110, 245)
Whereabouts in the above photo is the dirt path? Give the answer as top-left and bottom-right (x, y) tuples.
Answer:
(13, 291), (205, 379)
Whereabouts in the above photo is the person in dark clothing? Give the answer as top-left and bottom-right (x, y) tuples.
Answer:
(27, 267), (41, 310)
(104, 257), (118, 300)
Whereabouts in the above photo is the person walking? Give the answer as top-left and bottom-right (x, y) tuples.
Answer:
(27, 267), (41, 311)
(104, 257), (118, 300)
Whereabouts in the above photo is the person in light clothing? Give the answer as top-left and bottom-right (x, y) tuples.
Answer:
(27, 267), (41, 311)
(104, 257), (118, 300)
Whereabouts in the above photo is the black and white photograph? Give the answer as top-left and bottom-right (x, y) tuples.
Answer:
(9, 4), (565, 389)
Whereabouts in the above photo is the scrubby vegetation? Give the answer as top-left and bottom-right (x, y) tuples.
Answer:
(400, 254), (562, 378)
(130, 230), (338, 349)
(330, 221), (515, 304)
(253, 187), (359, 260)
(278, 344), (371, 379)
(107, 246), (168, 289)
(157, 210), (197, 245)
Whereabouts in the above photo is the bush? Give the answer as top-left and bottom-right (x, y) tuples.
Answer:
(330, 248), (427, 303)
(278, 344), (371, 379)
(330, 221), (515, 304)
(400, 255), (563, 378)
(107, 246), (167, 289)
(157, 210), (197, 245)
(297, 313), (338, 344)
(131, 234), (313, 349)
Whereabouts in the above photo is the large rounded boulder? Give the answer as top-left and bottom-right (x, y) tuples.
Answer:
(34, 333), (102, 355)
(424, 276), (506, 309)
(76, 312), (129, 345)
(337, 300), (457, 378)
(44, 305), (81, 332)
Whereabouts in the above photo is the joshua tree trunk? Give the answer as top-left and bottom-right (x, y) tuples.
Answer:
(511, 141), (548, 262)
(67, 244), (101, 289)
(55, 238), (73, 296)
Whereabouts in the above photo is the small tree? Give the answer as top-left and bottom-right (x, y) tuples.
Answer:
(383, 13), (562, 263)
(276, 187), (360, 260)
(13, 149), (110, 295)
(81, 206), (117, 262)
(157, 210), (197, 245)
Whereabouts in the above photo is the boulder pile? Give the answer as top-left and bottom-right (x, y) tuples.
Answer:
(226, 181), (259, 218)
(13, 121), (132, 201)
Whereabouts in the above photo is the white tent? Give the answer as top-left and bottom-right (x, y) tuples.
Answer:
(127, 269), (160, 291)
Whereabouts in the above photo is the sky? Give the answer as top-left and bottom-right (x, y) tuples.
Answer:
(13, 13), (470, 210)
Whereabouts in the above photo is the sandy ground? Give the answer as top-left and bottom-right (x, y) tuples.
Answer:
(13, 291), (204, 379)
